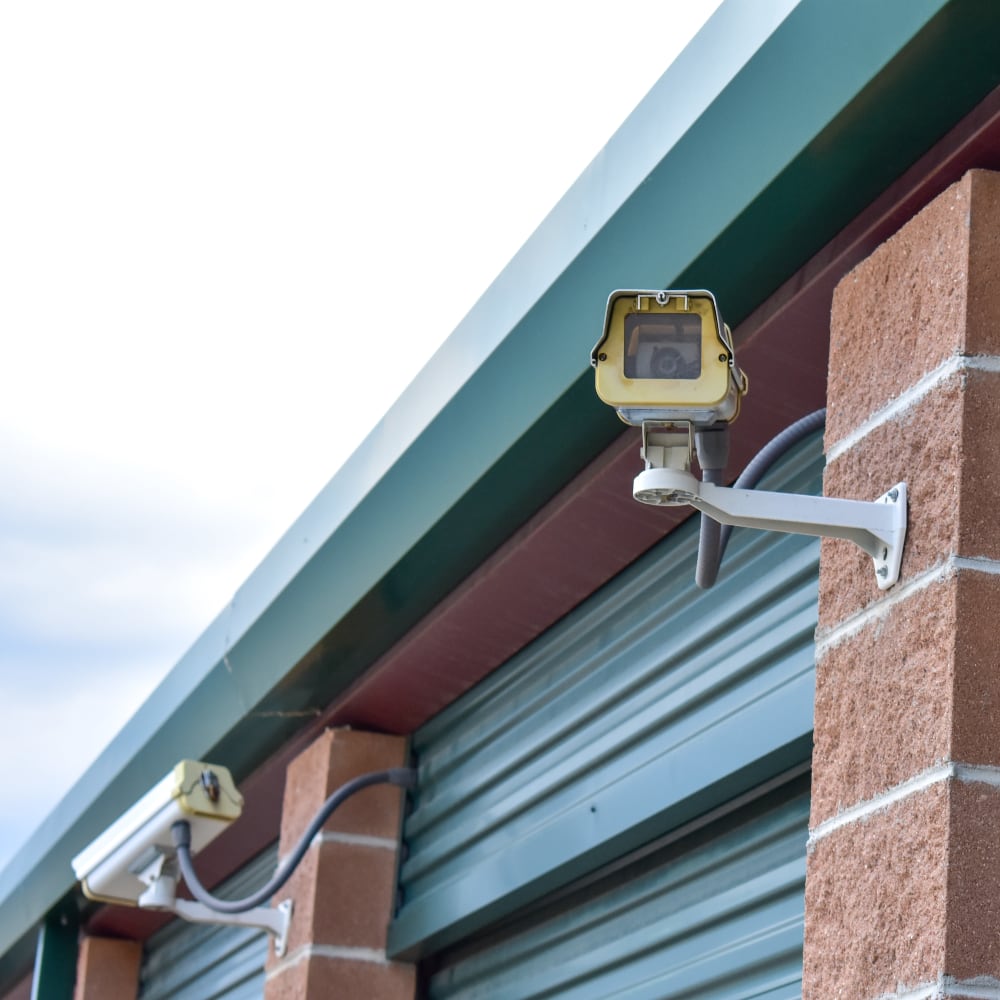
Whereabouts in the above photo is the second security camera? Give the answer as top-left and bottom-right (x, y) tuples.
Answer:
(71, 760), (243, 906)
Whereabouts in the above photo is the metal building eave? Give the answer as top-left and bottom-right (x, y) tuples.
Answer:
(1, 0), (999, 983)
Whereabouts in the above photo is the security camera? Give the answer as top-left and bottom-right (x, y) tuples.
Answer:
(71, 758), (415, 957)
(591, 289), (748, 427)
(71, 760), (243, 907)
(590, 287), (908, 591)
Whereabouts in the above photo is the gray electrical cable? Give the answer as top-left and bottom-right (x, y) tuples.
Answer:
(171, 766), (417, 914)
(695, 467), (726, 589)
(694, 426), (731, 591)
(696, 408), (827, 589)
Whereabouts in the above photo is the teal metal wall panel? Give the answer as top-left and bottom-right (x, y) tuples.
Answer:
(28, 900), (77, 1000)
(389, 438), (822, 960)
(138, 844), (276, 1000)
(425, 774), (810, 1000)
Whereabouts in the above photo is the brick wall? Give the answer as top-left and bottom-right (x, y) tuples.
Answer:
(264, 728), (416, 1000)
(803, 170), (1000, 997)
(73, 937), (141, 1000)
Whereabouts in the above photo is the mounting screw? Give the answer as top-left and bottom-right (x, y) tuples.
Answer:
(877, 566), (889, 578)
(887, 488), (899, 502)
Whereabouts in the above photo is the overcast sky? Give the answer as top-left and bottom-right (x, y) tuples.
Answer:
(0, 1), (723, 874)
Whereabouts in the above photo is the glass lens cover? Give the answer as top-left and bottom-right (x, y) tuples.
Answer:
(623, 312), (702, 380)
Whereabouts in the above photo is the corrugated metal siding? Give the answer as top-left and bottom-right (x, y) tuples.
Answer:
(426, 774), (810, 999)
(139, 844), (277, 1000)
(392, 436), (822, 959)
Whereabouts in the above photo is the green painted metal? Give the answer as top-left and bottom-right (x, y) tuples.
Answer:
(425, 774), (810, 999)
(29, 900), (77, 1000)
(389, 439), (823, 960)
(4, 0), (1000, 987)
(138, 844), (277, 1000)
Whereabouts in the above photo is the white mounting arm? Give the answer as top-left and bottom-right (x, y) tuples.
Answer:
(633, 465), (907, 590)
(136, 857), (293, 957)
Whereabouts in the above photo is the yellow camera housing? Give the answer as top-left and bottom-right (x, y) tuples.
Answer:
(591, 289), (747, 426)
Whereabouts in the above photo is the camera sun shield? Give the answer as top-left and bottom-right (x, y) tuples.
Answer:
(591, 289), (747, 426)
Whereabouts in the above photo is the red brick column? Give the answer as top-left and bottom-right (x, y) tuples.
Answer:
(264, 728), (416, 1000)
(73, 936), (142, 1000)
(803, 169), (1000, 997)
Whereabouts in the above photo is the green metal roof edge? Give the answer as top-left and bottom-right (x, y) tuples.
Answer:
(3, 0), (999, 980)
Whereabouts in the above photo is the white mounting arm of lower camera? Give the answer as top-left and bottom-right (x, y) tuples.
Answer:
(136, 853), (293, 957)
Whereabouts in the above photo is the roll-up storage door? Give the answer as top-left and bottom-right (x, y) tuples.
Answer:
(389, 434), (823, 996)
(139, 843), (277, 1000)
(426, 774), (809, 999)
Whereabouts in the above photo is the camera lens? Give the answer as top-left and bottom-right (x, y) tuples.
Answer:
(650, 347), (684, 378)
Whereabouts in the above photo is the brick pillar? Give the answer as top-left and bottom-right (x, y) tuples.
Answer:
(73, 937), (142, 1000)
(264, 728), (416, 1000)
(803, 169), (1000, 997)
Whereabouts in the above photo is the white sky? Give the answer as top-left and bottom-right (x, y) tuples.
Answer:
(0, 1), (723, 874)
